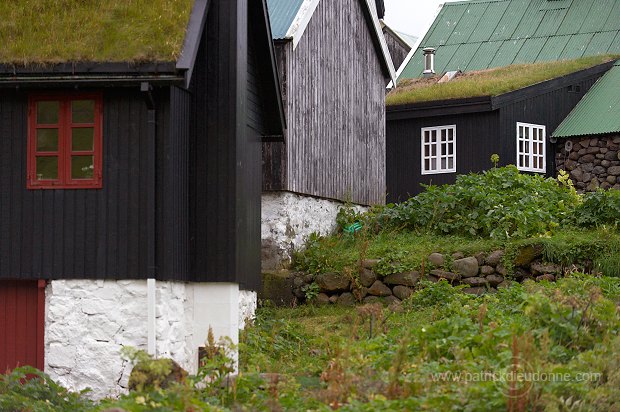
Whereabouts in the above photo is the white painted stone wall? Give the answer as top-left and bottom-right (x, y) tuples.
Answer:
(238, 290), (257, 329)
(261, 191), (367, 269)
(45, 280), (254, 399)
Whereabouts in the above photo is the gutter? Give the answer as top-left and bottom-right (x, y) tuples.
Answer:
(0, 75), (184, 88)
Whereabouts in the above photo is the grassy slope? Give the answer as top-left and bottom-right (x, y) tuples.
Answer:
(240, 276), (620, 410)
(386, 55), (620, 106)
(0, 0), (192, 64)
(294, 228), (620, 278)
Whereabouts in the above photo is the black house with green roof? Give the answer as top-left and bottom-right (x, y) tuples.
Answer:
(0, 0), (284, 398)
(386, 58), (616, 201)
(386, 0), (620, 202)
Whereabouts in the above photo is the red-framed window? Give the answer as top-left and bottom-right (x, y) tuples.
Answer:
(28, 94), (103, 189)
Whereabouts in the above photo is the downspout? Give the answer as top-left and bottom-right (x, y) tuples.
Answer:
(141, 82), (158, 356)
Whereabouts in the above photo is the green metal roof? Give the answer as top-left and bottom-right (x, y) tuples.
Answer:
(399, 0), (620, 80)
(266, 0), (305, 39)
(553, 60), (620, 138)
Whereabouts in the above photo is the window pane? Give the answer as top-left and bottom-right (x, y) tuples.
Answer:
(37, 101), (59, 124)
(441, 129), (446, 141)
(431, 159), (437, 170)
(36, 129), (58, 152)
(425, 159), (429, 170)
(72, 128), (94, 151)
(534, 157), (538, 168)
(448, 128), (454, 139)
(448, 158), (454, 169)
(71, 156), (94, 179)
(36, 156), (58, 179)
(441, 158), (447, 169)
(448, 143), (454, 155)
(441, 143), (446, 155)
(525, 127), (529, 140)
(431, 130), (437, 142)
(72, 100), (95, 123)
(424, 130), (429, 143)
(431, 145), (437, 156)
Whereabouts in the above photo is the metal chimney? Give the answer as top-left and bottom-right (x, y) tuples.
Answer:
(423, 47), (436, 77)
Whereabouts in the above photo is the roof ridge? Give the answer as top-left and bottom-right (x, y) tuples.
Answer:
(417, 30), (620, 49)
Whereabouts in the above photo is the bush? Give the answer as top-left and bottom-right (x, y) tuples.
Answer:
(574, 189), (620, 228)
(379, 166), (580, 239)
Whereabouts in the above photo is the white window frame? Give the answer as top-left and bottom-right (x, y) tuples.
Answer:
(516, 122), (546, 173)
(421, 125), (456, 175)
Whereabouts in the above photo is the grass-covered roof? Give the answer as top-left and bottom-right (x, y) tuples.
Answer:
(0, 0), (193, 65)
(386, 55), (620, 106)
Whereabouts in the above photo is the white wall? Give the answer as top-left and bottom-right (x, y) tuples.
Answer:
(261, 192), (367, 269)
(45, 280), (254, 399)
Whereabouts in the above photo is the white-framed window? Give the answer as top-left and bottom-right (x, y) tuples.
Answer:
(421, 125), (456, 175)
(516, 122), (546, 173)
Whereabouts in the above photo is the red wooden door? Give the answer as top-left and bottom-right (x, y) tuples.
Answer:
(0, 280), (45, 374)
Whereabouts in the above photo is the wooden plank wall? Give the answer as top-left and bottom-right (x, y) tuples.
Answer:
(265, 0), (388, 205)
(498, 76), (602, 177)
(383, 29), (410, 71)
(0, 89), (176, 280)
(386, 111), (499, 202)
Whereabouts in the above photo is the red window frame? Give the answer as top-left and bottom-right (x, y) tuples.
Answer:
(27, 93), (103, 189)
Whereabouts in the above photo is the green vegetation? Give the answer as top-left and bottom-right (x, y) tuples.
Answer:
(386, 55), (620, 106)
(3, 276), (619, 410)
(294, 166), (620, 278)
(0, 0), (192, 65)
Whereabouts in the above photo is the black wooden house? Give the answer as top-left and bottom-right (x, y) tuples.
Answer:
(386, 61), (614, 201)
(0, 0), (284, 397)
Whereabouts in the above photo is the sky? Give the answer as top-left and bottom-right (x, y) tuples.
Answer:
(383, 0), (446, 39)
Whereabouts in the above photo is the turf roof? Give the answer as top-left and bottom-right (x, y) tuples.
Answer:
(399, 0), (620, 80)
(0, 0), (193, 65)
(387, 55), (619, 106)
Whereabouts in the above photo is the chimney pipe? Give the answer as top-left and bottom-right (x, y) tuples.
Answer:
(423, 47), (436, 77)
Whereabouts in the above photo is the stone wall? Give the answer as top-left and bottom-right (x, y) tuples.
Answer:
(556, 135), (620, 191)
(45, 280), (254, 399)
(261, 192), (367, 270)
(292, 247), (578, 305)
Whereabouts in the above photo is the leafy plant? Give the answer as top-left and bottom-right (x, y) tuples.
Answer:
(377, 166), (580, 239)
(302, 282), (320, 301)
(0, 366), (94, 412)
(373, 251), (413, 277)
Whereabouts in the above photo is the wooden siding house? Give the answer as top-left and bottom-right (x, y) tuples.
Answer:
(261, 0), (396, 269)
(387, 60), (614, 201)
(0, 0), (284, 397)
(386, 0), (620, 202)
(381, 22), (417, 70)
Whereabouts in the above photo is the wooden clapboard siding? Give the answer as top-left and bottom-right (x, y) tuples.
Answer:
(265, 0), (388, 205)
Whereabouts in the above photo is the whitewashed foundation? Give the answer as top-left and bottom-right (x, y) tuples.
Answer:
(45, 280), (255, 399)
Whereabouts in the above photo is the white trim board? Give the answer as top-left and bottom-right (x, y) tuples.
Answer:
(285, 0), (321, 49)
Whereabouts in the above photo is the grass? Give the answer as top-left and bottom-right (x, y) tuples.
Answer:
(0, 0), (193, 65)
(294, 228), (620, 279)
(386, 55), (620, 106)
(238, 276), (620, 410)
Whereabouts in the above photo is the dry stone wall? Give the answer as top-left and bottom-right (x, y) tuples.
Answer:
(556, 135), (620, 192)
(292, 246), (585, 305)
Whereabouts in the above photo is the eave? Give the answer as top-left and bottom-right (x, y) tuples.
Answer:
(0, 62), (185, 88)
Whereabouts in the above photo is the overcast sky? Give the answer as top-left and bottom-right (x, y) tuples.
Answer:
(383, 0), (446, 39)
